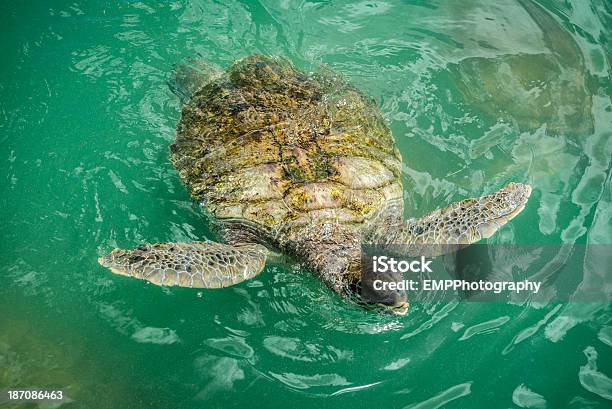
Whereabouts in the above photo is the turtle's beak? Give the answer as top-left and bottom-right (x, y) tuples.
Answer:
(390, 302), (409, 316)
(98, 256), (109, 267)
(377, 301), (409, 316)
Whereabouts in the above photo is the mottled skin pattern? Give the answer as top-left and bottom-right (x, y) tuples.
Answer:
(101, 242), (267, 288)
(99, 55), (531, 314)
(367, 182), (532, 256)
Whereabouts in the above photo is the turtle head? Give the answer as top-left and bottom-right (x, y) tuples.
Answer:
(358, 263), (409, 316)
(295, 222), (410, 315)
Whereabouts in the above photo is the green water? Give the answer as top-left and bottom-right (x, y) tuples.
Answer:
(1, 0), (611, 408)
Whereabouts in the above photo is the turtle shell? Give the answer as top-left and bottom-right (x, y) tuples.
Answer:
(171, 55), (403, 243)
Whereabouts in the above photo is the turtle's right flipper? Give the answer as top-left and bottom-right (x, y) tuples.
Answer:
(98, 242), (268, 288)
(373, 183), (532, 256)
(168, 57), (223, 102)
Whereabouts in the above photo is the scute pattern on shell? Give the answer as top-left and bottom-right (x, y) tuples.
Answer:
(170, 55), (403, 243)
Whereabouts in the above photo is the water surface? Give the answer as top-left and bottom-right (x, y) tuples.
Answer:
(1, 0), (611, 408)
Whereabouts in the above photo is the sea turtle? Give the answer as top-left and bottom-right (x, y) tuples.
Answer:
(447, 0), (592, 136)
(98, 55), (531, 315)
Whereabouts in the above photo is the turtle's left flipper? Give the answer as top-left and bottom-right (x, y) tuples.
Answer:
(376, 183), (532, 255)
(98, 241), (268, 288)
